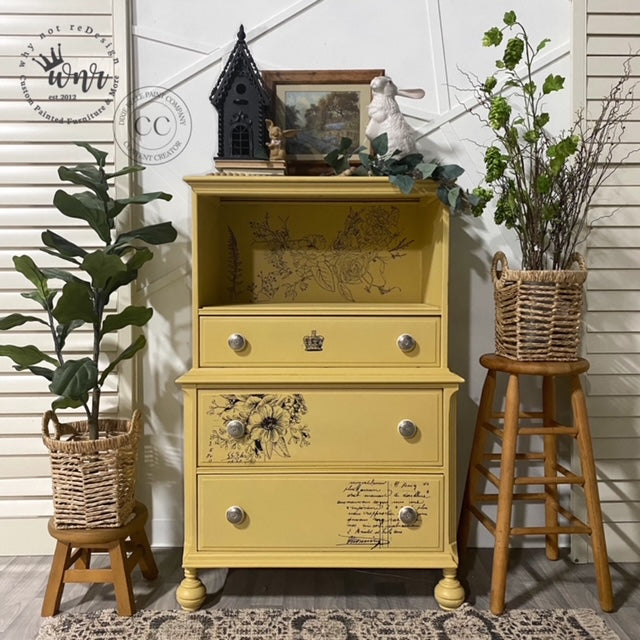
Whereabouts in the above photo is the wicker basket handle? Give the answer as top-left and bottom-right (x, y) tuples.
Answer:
(42, 410), (78, 441)
(491, 251), (509, 285)
(569, 252), (587, 272)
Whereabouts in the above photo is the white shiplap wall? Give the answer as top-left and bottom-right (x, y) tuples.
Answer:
(573, 0), (640, 563)
(0, 0), (130, 554)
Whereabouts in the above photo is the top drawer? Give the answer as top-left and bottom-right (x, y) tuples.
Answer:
(199, 315), (440, 367)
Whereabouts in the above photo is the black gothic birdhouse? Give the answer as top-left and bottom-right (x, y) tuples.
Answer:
(210, 25), (270, 160)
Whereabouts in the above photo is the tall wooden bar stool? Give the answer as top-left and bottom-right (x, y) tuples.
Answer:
(42, 501), (159, 616)
(458, 354), (614, 615)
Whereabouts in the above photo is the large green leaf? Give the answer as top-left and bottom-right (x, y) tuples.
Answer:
(82, 250), (126, 289)
(41, 230), (87, 262)
(23, 365), (55, 381)
(49, 357), (97, 400)
(58, 166), (108, 197)
(389, 174), (415, 195)
(0, 344), (58, 367)
(13, 255), (50, 303)
(105, 165), (144, 180)
(371, 133), (389, 156)
(74, 141), (108, 167)
(56, 319), (85, 350)
(102, 306), (153, 336)
(113, 222), (178, 248)
(52, 395), (87, 410)
(40, 267), (86, 285)
(0, 313), (47, 330)
(53, 190), (111, 243)
(52, 281), (96, 325)
(109, 191), (172, 218)
(99, 334), (146, 384)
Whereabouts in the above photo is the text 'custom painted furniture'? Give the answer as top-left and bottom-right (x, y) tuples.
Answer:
(177, 176), (464, 610)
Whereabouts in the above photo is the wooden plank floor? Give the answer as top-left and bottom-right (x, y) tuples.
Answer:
(1, 548), (638, 640)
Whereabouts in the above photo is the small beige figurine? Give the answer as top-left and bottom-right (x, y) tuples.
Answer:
(365, 75), (425, 157)
(265, 119), (296, 161)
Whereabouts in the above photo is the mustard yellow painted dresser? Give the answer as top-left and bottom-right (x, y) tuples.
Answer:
(176, 176), (465, 610)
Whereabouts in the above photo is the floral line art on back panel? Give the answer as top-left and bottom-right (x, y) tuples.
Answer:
(207, 393), (311, 463)
(226, 205), (414, 303)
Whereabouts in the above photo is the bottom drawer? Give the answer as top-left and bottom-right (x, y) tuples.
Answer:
(198, 473), (443, 551)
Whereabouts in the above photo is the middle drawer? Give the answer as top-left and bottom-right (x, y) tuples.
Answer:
(199, 315), (440, 367)
(197, 387), (443, 468)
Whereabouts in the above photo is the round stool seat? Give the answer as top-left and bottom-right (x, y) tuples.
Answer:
(479, 353), (590, 376)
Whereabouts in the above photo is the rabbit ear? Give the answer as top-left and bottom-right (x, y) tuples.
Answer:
(397, 88), (425, 99)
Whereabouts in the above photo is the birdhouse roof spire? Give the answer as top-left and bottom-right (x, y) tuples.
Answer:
(209, 24), (269, 108)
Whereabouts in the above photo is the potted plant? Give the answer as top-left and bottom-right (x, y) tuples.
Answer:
(464, 10), (634, 360)
(0, 142), (177, 527)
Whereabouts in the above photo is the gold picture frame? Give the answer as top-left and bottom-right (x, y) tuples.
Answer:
(262, 69), (384, 175)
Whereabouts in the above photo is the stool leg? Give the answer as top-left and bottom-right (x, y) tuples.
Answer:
(570, 375), (615, 612)
(543, 375), (559, 560)
(458, 369), (497, 553)
(108, 539), (136, 616)
(491, 372), (520, 615)
(131, 527), (159, 580)
(41, 540), (71, 616)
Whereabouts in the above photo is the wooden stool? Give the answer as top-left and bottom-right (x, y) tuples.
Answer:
(42, 500), (159, 616)
(458, 354), (614, 615)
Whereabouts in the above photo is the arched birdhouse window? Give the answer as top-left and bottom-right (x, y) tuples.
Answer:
(231, 123), (251, 156)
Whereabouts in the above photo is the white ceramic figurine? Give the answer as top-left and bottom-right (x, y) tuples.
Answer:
(365, 75), (425, 157)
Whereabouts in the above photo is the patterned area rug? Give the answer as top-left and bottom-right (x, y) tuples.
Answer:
(36, 604), (620, 640)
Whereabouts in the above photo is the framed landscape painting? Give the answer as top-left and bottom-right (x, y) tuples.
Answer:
(262, 69), (383, 174)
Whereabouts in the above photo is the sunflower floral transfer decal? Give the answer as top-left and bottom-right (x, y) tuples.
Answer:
(207, 393), (311, 463)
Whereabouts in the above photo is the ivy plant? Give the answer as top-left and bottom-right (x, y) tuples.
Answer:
(324, 133), (476, 214)
(0, 142), (177, 439)
(467, 10), (634, 269)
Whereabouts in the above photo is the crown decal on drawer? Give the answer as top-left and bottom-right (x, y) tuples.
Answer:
(303, 329), (324, 352)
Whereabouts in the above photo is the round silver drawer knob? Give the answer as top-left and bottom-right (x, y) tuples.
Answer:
(226, 506), (245, 525)
(226, 420), (246, 439)
(397, 333), (417, 353)
(227, 333), (247, 352)
(398, 419), (418, 438)
(399, 506), (419, 526)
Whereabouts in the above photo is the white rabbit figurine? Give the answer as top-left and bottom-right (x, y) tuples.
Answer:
(365, 75), (425, 157)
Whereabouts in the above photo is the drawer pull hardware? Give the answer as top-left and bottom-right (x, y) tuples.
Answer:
(227, 333), (247, 352)
(398, 419), (418, 438)
(397, 333), (416, 353)
(399, 506), (419, 525)
(226, 420), (246, 439)
(303, 329), (324, 352)
(226, 506), (246, 525)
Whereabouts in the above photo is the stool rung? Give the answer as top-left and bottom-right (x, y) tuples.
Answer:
(475, 464), (499, 488)
(469, 504), (496, 535)
(517, 426), (578, 436)
(511, 524), (591, 536)
(64, 568), (114, 584)
(483, 452), (546, 462)
(513, 475), (584, 486)
(492, 411), (544, 420)
(476, 492), (547, 502)
(556, 504), (590, 530)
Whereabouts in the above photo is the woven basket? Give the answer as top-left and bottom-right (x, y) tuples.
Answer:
(42, 410), (141, 529)
(492, 251), (587, 362)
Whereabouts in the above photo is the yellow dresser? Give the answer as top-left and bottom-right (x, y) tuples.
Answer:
(176, 176), (464, 610)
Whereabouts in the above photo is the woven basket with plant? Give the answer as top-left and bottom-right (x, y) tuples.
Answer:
(0, 142), (176, 528)
(465, 11), (635, 360)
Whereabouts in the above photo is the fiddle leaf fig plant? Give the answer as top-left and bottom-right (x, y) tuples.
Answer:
(0, 142), (177, 439)
(324, 133), (476, 213)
